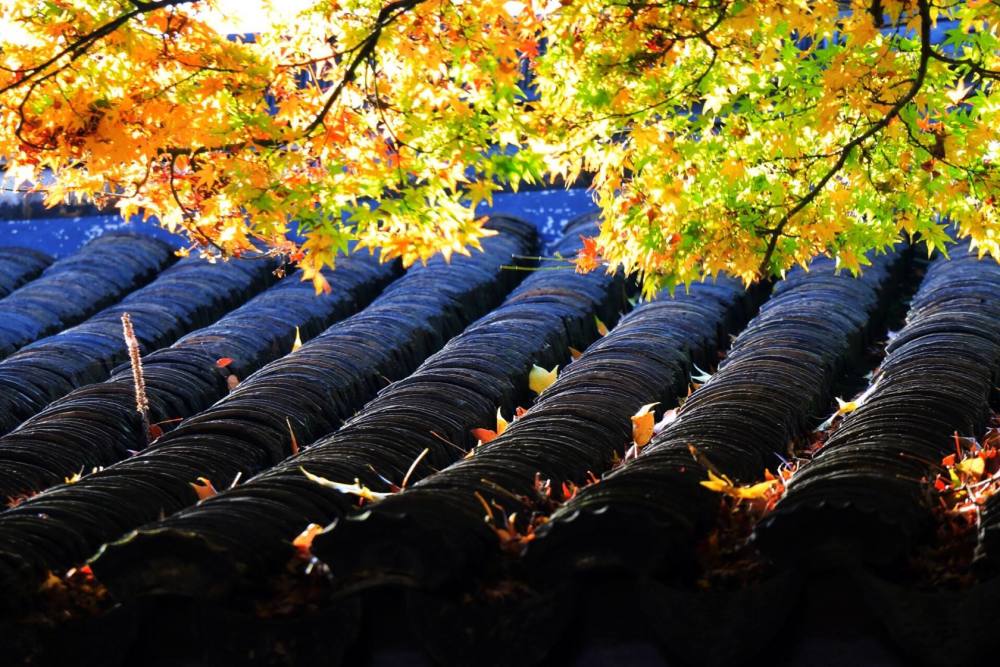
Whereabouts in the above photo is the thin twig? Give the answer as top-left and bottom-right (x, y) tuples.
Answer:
(400, 448), (430, 489)
(755, 0), (935, 277)
(121, 312), (152, 444)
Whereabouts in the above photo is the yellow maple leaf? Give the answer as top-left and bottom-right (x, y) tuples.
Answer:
(732, 478), (780, 500)
(957, 456), (985, 477)
(466, 179), (499, 209)
(311, 272), (331, 295)
(194, 162), (218, 189)
(849, 17), (879, 45)
(946, 81), (972, 106)
(835, 397), (859, 415)
(496, 408), (509, 436)
(719, 159), (745, 183)
(703, 85), (730, 114)
(529, 364), (558, 395)
(700, 469), (735, 493)
(700, 470), (779, 500)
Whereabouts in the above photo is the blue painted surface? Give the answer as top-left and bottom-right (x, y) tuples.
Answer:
(0, 187), (597, 257)
(0, 215), (180, 257)
(479, 187), (597, 250)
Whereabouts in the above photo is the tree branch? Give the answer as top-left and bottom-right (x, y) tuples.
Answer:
(0, 0), (198, 96)
(927, 48), (1000, 80)
(298, 0), (426, 139)
(755, 0), (934, 278)
(159, 0), (426, 158)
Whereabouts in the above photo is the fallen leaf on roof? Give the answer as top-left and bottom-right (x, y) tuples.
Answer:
(301, 468), (389, 503)
(957, 456), (985, 477)
(631, 402), (659, 448)
(292, 523), (324, 559)
(471, 427), (499, 444)
(700, 469), (784, 502)
(835, 397), (858, 415)
(529, 364), (558, 395)
(191, 476), (218, 501)
(496, 408), (509, 435)
(700, 469), (736, 494)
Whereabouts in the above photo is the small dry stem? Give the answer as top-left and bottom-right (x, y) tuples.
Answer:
(121, 313), (151, 444)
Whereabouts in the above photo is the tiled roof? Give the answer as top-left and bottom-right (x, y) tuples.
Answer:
(0, 216), (996, 667)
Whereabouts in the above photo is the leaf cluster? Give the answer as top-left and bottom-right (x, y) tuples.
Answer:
(1, 0), (998, 291)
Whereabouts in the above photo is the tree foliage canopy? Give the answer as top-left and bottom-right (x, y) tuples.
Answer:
(1, 0), (998, 293)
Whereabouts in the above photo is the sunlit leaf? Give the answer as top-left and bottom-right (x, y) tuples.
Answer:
(529, 364), (558, 395)
(700, 470), (734, 494)
(300, 467), (389, 503)
(631, 402), (658, 448)
(190, 476), (218, 501)
(496, 408), (509, 435)
(471, 427), (499, 443)
(1, 0), (997, 293)
(957, 456), (985, 478)
(292, 523), (323, 558)
(835, 397), (859, 415)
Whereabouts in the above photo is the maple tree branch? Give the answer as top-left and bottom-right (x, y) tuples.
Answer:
(0, 0), (198, 96)
(598, 39), (717, 123)
(596, 1), (729, 71)
(755, 0), (934, 278)
(158, 0), (427, 158)
(167, 151), (196, 222)
(365, 53), (421, 163)
(899, 114), (979, 177)
(166, 149), (267, 258)
(14, 73), (59, 149)
(7, 0), (200, 149)
(927, 48), (1000, 80)
(167, 151), (216, 249)
(299, 0), (426, 139)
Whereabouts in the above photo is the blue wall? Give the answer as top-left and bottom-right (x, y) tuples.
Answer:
(0, 187), (598, 257)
